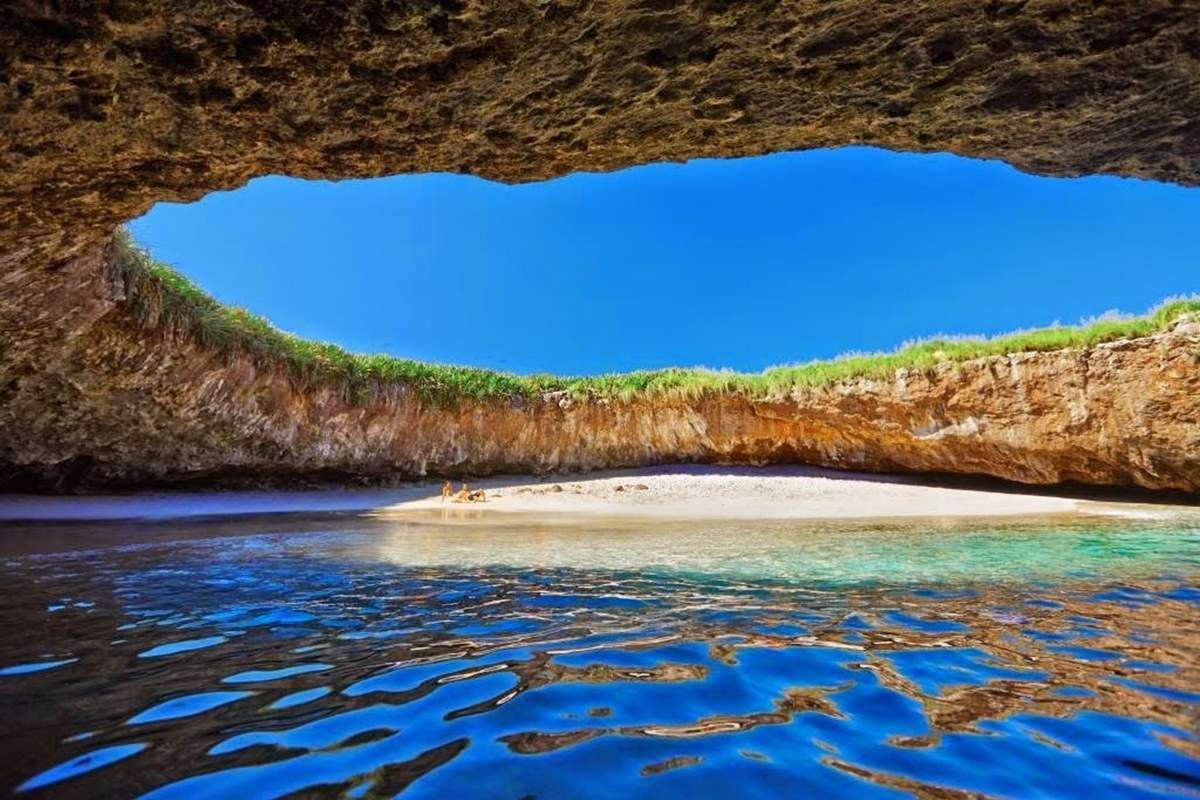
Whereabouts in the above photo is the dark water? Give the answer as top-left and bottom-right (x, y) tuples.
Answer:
(1, 513), (1199, 799)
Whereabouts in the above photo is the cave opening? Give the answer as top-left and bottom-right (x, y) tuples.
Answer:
(3, 0), (1199, 492)
(125, 146), (1200, 378)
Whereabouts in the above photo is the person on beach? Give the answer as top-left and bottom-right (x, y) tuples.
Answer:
(448, 482), (486, 503)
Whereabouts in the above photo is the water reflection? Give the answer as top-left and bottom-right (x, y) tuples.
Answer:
(0, 515), (1197, 798)
(362, 514), (1200, 583)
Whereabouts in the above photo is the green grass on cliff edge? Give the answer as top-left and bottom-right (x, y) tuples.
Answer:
(113, 230), (1200, 406)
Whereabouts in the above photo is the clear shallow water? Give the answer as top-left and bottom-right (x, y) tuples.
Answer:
(1, 514), (1198, 798)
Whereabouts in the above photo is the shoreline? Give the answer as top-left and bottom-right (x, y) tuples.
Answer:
(0, 465), (1191, 524)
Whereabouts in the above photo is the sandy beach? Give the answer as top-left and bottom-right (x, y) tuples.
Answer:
(378, 465), (1107, 520)
(2, 464), (1189, 523)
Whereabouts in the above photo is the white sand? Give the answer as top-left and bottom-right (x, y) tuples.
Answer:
(2, 464), (1186, 523)
(376, 464), (1100, 520)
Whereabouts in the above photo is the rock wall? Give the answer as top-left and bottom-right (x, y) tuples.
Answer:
(3, 244), (1199, 492)
(1, 1), (1199, 491)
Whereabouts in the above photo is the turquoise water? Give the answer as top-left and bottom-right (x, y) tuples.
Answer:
(1, 514), (1198, 798)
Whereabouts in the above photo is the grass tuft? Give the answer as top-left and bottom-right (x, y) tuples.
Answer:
(112, 230), (1200, 406)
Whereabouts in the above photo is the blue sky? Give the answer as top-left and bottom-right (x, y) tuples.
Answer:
(130, 146), (1199, 375)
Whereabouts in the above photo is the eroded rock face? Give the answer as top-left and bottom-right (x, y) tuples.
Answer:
(1, 1), (1199, 491)
(3, 244), (1199, 492)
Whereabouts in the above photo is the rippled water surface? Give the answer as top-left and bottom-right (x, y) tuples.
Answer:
(1, 513), (1198, 798)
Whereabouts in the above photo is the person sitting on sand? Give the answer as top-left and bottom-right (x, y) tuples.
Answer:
(468, 488), (486, 503)
(453, 482), (472, 503)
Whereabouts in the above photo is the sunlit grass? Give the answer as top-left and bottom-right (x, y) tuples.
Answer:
(114, 230), (1200, 406)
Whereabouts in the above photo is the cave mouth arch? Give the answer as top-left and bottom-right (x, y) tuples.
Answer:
(4, 0), (1199, 263)
(2, 0), (1198, 492)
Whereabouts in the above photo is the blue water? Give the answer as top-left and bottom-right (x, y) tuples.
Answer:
(1, 514), (1198, 798)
